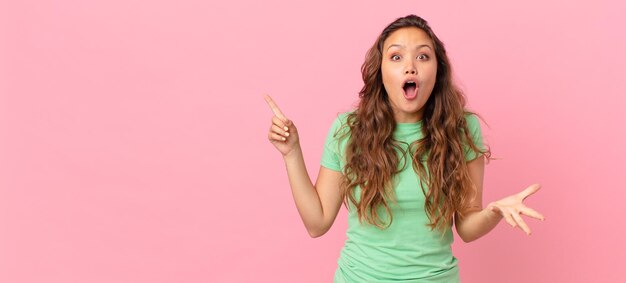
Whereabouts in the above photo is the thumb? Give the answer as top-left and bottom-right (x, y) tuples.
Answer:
(488, 203), (501, 213)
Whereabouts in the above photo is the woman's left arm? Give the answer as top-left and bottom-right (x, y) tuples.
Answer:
(454, 156), (545, 243)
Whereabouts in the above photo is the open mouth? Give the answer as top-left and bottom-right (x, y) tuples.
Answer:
(403, 81), (418, 99)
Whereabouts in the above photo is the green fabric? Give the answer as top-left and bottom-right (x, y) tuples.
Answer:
(321, 112), (484, 283)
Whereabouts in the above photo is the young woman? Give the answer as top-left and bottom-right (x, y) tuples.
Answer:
(265, 15), (544, 283)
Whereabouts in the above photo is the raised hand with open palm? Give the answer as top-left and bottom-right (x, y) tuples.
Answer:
(486, 183), (545, 235)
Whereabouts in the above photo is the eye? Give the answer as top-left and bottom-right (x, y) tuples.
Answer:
(417, 54), (429, 60)
(391, 54), (401, 61)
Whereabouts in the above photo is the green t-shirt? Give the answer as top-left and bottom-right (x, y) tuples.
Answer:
(321, 112), (484, 283)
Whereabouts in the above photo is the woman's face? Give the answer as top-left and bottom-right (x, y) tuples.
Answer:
(381, 27), (437, 123)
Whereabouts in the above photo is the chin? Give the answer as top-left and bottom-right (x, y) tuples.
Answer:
(405, 102), (424, 111)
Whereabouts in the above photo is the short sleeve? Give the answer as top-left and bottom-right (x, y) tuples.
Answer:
(464, 114), (485, 161)
(320, 114), (347, 172)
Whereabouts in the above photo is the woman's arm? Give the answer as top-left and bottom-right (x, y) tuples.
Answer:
(265, 95), (343, 238)
(454, 156), (502, 242)
(283, 148), (344, 238)
(454, 156), (545, 242)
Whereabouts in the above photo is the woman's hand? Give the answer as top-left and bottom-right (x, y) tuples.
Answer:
(264, 95), (300, 157)
(486, 184), (545, 235)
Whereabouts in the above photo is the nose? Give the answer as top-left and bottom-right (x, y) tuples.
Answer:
(404, 61), (417, 75)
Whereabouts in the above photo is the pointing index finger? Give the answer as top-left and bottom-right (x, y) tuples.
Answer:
(264, 95), (287, 120)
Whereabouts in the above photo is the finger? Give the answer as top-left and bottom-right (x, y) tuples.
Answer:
(264, 95), (288, 120)
(519, 183), (541, 200)
(272, 116), (289, 132)
(268, 132), (287, 142)
(519, 206), (545, 221)
(511, 210), (532, 235)
(500, 209), (517, 228)
(271, 124), (290, 137)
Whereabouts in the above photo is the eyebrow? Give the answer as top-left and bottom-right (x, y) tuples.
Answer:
(386, 44), (433, 51)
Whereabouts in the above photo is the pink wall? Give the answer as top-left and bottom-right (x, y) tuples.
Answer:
(2, 0), (625, 282)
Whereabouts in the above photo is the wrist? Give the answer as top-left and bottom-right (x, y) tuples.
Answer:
(283, 145), (303, 161)
(484, 203), (503, 219)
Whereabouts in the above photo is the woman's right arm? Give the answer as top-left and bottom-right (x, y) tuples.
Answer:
(283, 148), (344, 238)
(265, 95), (344, 238)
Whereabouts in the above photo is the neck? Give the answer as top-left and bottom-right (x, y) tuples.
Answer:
(394, 110), (423, 123)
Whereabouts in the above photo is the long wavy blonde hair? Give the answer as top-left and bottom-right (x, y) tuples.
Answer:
(339, 15), (491, 232)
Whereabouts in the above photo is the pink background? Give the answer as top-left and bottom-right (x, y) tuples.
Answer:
(2, 0), (625, 282)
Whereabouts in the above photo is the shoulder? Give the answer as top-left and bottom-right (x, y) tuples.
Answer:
(463, 112), (480, 126)
(333, 111), (353, 124)
(463, 112), (482, 133)
(328, 111), (354, 134)
(323, 111), (355, 149)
